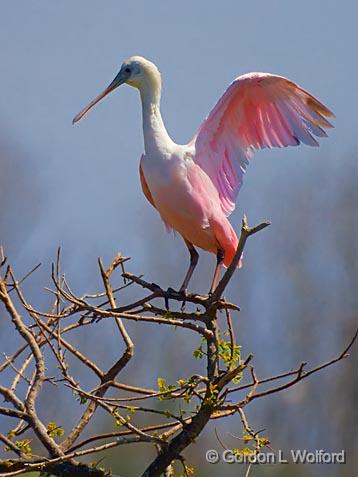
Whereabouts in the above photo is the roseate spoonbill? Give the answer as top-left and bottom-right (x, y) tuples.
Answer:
(73, 56), (334, 293)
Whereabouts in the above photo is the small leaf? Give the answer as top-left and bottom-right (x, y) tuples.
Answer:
(5, 439), (33, 457)
(47, 421), (65, 439)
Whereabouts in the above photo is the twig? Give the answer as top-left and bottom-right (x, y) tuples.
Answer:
(211, 216), (270, 301)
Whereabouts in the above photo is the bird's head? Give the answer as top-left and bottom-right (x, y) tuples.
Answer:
(122, 56), (161, 91)
(72, 55), (161, 124)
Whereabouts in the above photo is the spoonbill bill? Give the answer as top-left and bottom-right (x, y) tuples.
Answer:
(73, 56), (334, 293)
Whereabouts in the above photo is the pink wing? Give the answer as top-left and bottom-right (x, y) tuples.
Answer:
(190, 72), (334, 216)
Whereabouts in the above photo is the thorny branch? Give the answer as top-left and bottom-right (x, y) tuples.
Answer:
(0, 219), (356, 477)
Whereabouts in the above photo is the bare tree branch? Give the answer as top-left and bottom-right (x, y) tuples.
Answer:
(0, 216), (355, 477)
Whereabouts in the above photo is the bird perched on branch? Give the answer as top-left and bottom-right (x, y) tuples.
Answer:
(73, 56), (334, 293)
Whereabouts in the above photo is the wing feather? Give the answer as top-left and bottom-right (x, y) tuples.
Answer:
(190, 72), (334, 216)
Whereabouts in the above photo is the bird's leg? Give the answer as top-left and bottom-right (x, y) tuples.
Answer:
(209, 248), (225, 295)
(178, 240), (199, 294)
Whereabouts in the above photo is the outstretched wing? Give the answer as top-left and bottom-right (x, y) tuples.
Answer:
(190, 72), (334, 216)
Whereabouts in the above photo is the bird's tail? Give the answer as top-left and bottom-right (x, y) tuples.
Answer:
(210, 216), (242, 268)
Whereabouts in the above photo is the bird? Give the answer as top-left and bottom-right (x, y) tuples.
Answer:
(73, 56), (334, 294)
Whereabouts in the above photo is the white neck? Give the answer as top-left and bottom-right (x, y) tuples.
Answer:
(140, 85), (174, 156)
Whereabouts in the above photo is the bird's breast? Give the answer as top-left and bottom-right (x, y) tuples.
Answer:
(140, 150), (188, 190)
(140, 151), (197, 222)
(141, 150), (220, 220)
(140, 150), (228, 252)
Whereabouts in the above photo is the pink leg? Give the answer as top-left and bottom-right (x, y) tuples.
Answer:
(209, 249), (225, 294)
(179, 239), (199, 293)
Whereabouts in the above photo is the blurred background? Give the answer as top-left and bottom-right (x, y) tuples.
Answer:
(0, 1), (357, 476)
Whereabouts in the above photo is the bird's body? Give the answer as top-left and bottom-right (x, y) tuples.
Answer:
(73, 56), (334, 292)
(140, 146), (238, 267)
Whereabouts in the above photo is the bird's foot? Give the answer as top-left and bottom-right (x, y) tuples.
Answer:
(150, 282), (163, 292)
(165, 287), (178, 310)
(90, 315), (103, 324)
(208, 285), (217, 298)
(167, 286), (178, 295)
(164, 287), (188, 310)
(164, 287), (174, 310)
(178, 288), (188, 311)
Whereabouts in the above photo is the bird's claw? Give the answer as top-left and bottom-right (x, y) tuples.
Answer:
(167, 286), (177, 295)
(150, 282), (162, 291)
(90, 315), (102, 324)
(178, 288), (188, 311)
(165, 287), (188, 310)
(165, 287), (178, 310)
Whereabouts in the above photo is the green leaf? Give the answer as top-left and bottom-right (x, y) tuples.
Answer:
(47, 421), (64, 439)
(4, 439), (33, 456)
(193, 344), (204, 359)
(157, 377), (176, 400)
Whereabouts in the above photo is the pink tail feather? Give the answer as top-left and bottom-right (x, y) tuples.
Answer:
(210, 216), (242, 268)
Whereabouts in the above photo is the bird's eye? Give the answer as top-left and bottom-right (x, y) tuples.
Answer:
(124, 67), (131, 74)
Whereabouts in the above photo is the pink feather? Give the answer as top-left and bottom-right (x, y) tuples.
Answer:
(191, 73), (334, 216)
